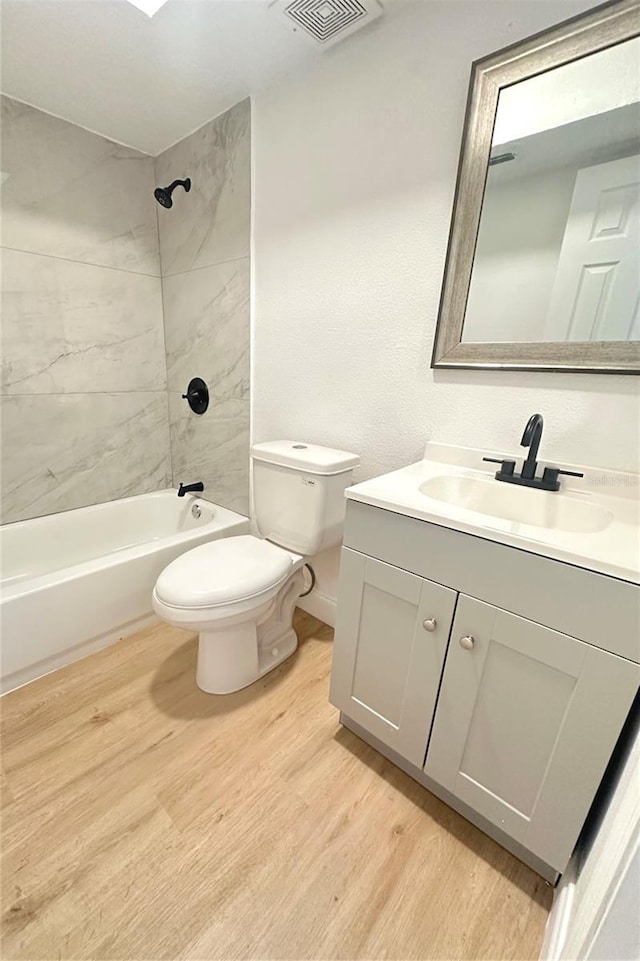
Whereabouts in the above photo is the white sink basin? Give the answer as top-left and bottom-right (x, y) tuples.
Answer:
(345, 443), (640, 583)
(419, 474), (614, 534)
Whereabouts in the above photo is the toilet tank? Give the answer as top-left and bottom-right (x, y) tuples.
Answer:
(251, 441), (360, 556)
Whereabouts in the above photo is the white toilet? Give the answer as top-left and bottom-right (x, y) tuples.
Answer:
(152, 441), (359, 694)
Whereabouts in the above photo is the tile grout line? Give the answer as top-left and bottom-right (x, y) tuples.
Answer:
(161, 254), (250, 280)
(154, 162), (175, 489)
(1, 389), (168, 398)
(0, 243), (162, 279)
(1, 243), (249, 281)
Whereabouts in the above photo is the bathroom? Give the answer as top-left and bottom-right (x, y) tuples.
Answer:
(1, 0), (639, 957)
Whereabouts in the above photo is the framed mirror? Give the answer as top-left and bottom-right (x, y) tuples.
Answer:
(432, 0), (640, 373)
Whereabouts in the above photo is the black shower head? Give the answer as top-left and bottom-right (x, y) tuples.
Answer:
(154, 177), (191, 208)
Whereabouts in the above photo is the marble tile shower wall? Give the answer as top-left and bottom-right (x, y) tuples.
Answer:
(0, 95), (171, 524)
(1, 96), (251, 525)
(155, 98), (251, 516)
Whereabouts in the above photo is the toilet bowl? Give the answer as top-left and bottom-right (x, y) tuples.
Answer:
(152, 441), (359, 694)
(153, 535), (307, 694)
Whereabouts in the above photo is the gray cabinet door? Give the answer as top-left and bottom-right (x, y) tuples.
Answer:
(329, 549), (457, 768)
(424, 595), (640, 871)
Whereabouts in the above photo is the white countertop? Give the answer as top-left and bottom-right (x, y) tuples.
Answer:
(346, 443), (640, 584)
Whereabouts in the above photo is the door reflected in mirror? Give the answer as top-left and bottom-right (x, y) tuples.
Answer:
(462, 36), (640, 346)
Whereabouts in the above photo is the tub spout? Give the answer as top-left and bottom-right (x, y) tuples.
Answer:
(177, 482), (204, 497)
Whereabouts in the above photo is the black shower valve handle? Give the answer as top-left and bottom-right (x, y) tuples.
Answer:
(181, 377), (209, 415)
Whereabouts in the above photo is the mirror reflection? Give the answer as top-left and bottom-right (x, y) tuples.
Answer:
(462, 37), (640, 345)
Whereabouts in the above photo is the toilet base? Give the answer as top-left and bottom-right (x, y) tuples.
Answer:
(195, 568), (305, 695)
(195, 624), (298, 694)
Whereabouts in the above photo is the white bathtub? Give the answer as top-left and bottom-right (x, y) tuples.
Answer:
(0, 491), (249, 693)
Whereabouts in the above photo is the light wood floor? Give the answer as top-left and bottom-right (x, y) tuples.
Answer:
(1, 611), (552, 960)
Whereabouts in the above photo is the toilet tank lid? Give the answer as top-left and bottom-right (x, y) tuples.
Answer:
(251, 441), (359, 475)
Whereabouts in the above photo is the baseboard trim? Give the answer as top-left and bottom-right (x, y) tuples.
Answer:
(540, 859), (577, 959)
(296, 590), (336, 628)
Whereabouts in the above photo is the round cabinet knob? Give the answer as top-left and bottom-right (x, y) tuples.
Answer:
(422, 618), (437, 632)
(459, 635), (475, 650)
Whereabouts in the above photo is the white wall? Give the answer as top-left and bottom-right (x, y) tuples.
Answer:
(588, 847), (640, 960)
(542, 718), (640, 961)
(252, 0), (639, 612)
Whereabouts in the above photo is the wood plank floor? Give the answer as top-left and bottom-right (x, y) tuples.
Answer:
(1, 611), (552, 960)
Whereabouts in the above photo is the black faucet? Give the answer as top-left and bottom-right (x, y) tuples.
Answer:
(483, 414), (583, 492)
(520, 413), (543, 480)
(177, 481), (204, 497)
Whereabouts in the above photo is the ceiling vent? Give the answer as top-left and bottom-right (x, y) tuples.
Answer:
(271, 0), (383, 48)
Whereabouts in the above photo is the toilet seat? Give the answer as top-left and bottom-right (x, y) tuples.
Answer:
(154, 534), (298, 610)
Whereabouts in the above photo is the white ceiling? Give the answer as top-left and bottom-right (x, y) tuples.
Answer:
(0, 0), (396, 155)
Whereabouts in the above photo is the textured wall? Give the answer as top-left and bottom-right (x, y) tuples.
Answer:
(155, 99), (251, 515)
(252, 0), (638, 611)
(0, 95), (170, 524)
(547, 720), (640, 960)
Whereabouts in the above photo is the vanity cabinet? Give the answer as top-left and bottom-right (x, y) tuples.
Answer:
(330, 501), (640, 880)
(328, 551), (456, 767)
(424, 596), (638, 872)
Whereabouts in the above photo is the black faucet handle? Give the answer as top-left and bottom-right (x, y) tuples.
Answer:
(541, 467), (584, 491)
(483, 457), (516, 478)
